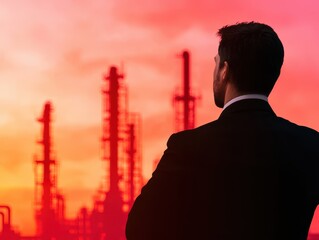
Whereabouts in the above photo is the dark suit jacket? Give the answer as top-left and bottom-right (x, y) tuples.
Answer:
(126, 99), (319, 240)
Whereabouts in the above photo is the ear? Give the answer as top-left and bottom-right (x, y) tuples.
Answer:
(221, 61), (230, 82)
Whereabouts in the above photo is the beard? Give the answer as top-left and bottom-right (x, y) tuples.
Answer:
(213, 73), (226, 108)
(213, 90), (224, 108)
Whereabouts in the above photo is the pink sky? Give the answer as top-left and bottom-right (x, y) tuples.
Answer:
(0, 0), (319, 235)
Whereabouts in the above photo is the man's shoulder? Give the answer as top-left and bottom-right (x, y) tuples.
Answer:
(172, 121), (218, 137)
(276, 116), (319, 138)
(168, 120), (219, 145)
(171, 116), (319, 142)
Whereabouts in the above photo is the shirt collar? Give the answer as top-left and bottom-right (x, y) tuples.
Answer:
(223, 94), (268, 110)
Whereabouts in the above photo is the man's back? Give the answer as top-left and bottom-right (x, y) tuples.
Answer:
(126, 99), (319, 239)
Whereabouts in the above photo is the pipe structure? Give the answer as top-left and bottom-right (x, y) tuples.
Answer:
(0, 212), (4, 233)
(0, 206), (11, 228)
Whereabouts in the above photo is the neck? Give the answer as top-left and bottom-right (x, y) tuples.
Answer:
(223, 84), (268, 109)
(224, 83), (241, 106)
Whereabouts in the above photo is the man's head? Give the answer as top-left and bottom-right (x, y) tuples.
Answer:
(213, 22), (284, 108)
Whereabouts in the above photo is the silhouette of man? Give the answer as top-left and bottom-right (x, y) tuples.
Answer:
(126, 22), (319, 240)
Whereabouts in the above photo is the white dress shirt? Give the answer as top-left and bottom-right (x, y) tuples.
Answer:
(223, 94), (268, 110)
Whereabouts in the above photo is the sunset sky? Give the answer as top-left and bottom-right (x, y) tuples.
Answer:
(1, 0), (319, 235)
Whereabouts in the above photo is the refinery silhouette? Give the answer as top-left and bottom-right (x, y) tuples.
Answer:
(0, 50), (198, 240)
(0, 50), (318, 240)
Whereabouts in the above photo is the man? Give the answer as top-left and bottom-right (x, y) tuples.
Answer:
(126, 22), (319, 240)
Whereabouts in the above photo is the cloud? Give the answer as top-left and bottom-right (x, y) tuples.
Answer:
(111, 0), (301, 36)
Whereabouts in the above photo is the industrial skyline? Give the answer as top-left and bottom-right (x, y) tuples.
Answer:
(0, 50), (204, 239)
(1, 63), (144, 239)
(1, 0), (319, 237)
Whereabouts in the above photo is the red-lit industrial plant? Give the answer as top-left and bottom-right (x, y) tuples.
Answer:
(1, 51), (316, 240)
(0, 64), (143, 239)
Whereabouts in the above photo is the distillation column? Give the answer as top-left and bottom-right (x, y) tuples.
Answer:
(127, 123), (136, 209)
(102, 66), (126, 240)
(35, 102), (55, 240)
(174, 50), (199, 131)
(126, 114), (142, 210)
(34, 102), (66, 240)
(182, 50), (191, 130)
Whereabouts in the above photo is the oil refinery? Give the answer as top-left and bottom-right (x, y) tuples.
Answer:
(0, 50), (196, 240)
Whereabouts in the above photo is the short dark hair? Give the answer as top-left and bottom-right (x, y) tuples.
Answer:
(217, 22), (284, 96)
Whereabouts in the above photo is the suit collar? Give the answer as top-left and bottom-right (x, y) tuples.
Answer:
(218, 99), (276, 120)
(223, 94), (268, 110)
